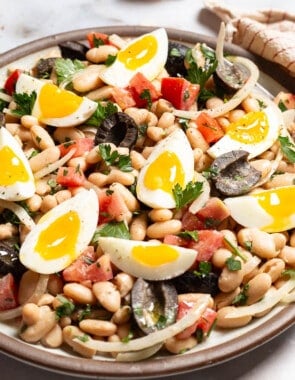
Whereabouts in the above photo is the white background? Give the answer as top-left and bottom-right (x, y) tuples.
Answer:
(0, 1), (295, 379)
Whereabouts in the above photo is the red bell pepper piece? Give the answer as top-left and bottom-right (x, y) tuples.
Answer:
(4, 69), (22, 95)
(161, 77), (200, 110)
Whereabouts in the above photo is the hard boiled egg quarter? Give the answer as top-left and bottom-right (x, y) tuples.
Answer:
(15, 73), (97, 127)
(136, 128), (195, 209)
(98, 237), (198, 280)
(224, 186), (295, 233)
(99, 28), (168, 88)
(19, 189), (99, 274)
(0, 127), (35, 201)
(207, 97), (283, 159)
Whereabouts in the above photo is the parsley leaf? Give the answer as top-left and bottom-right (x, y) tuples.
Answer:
(0, 96), (8, 112)
(55, 295), (75, 318)
(232, 284), (249, 306)
(140, 89), (152, 110)
(99, 143), (132, 172)
(105, 54), (117, 66)
(92, 221), (130, 244)
(278, 100), (288, 112)
(54, 58), (85, 87)
(224, 236), (247, 262)
(86, 101), (117, 127)
(194, 261), (212, 277)
(172, 181), (203, 209)
(278, 135), (295, 163)
(185, 44), (218, 100)
(178, 230), (199, 241)
(12, 91), (37, 117)
(282, 269), (295, 278)
(226, 256), (242, 271)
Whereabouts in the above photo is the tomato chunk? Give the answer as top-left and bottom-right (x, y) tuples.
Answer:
(0, 273), (18, 311)
(195, 112), (224, 144)
(111, 87), (136, 110)
(196, 197), (230, 227)
(98, 189), (129, 224)
(4, 69), (22, 95)
(59, 138), (94, 158)
(87, 32), (109, 48)
(56, 166), (86, 187)
(161, 77), (200, 110)
(189, 230), (224, 262)
(128, 72), (161, 108)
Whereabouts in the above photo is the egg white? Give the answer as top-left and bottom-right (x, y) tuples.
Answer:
(15, 73), (97, 127)
(0, 127), (35, 201)
(99, 28), (168, 88)
(136, 128), (194, 209)
(98, 237), (198, 280)
(207, 98), (283, 159)
(19, 189), (99, 274)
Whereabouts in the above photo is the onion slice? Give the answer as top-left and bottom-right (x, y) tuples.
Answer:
(0, 199), (35, 230)
(115, 343), (163, 362)
(188, 173), (210, 214)
(34, 148), (75, 179)
(77, 294), (210, 353)
(226, 279), (295, 318)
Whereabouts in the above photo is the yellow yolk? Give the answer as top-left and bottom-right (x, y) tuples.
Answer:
(117, 35), (158, 70)
(34, 211), (80, 262)
(0, 145), (30, 185)
(39, 83), (83, 118)
(143, 151), (185, 193)
(132, 244), (179, 266)
(226, 111), (269, 144)
(253, 187), (295, 231)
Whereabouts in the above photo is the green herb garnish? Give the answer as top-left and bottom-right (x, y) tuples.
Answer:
(54, 58), (85, 87)
(232, 284), (249, 306)
(178, 230), (199, 241)
(226, 256), (242, 271)
(92, 221), (130, 244)
(55, 295), (75, 318)
(224, 237), (247, 262)
(105, 54), (117, 66)
(172, 181), (203, 209)
(278, 135), (295, 163)
(99, 143), (132, 172)
(86, 101), (117, 127)
(12, 91), (37, 117)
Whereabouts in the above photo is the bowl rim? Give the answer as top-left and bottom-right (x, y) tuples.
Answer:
(0, 25), (294, 379)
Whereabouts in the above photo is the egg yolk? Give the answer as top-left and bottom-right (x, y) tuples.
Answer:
(144, 151), (185, 194)
(132, 244), (179, 266)
(39, 83), (83, 118)
(0, 145), (30, 185)
(117, 35), (157, 70)
(253, 186), (295, 232)
(226, 111), (269, 144)
(34, 211), (80, 262)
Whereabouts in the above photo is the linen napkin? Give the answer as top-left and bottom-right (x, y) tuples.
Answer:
(204, 0), (295, 79)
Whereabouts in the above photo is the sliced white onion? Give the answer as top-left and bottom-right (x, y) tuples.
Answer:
(188, 173), (210, 214)
(116, 343), (163, 362)
(0, 92), (12, 102)
(242, 255), (261, 276)
(79, 294), (210, 353)
(226, 279), (295, 318)
(34, 148), (75, 179)
(281, 290), (295, 304)
(0, 199), (35, 230)
(0, 305), (23, 321)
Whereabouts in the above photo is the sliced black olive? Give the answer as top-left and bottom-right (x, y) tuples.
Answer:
(165, 41), (189, 77)
(58, 41), (88, 60)
(131, 278), (178, 334)
(172, 271), (219, 296)
(33, 57), (57, 78)
(210, 150), (261, 196)
(0, 241), (26, 280)
(214, 61), (249, 93)
(94, 112), (138, 149)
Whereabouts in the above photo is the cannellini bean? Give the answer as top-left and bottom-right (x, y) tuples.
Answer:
(113, 272), (135, 297)
(186, 125), (209, 151)
(41, 324), (63, 348)
(264, 173), (295, 189)
(258, 258), (285, 283)
(111, 305), (132, 325)
(30, 125), (55, 149)
(237, 228), (278, 259)
(218, 260), (244, 293)
(215, 287), (241, 310)
(279, 245), (295, 267)
(129, 213), (147, 241)
(72, 64), (104, 92)
(93, 281), (121, 312)
(148, 208), (173, 222)
(63, 283), (97, 305)
(165, 336), (197, 354)
(63, 325), (96, 358)
(216, 306), (252, 328)
(86, 45), (119, 63)
(29, 146), (61, 172)
(146, 219), (182, 239)
(245, 273), (272, 305)
(0, 222), (18, 240)
(79, 319), (117, 337)
(53, 127), (84, 143)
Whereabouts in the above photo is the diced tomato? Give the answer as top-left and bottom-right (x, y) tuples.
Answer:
(181, 210), (206, 231)
(59, 138), (94, 158)
(195, 112), (224, 144)
(87, 32), (109, 48)
(161, 77), (200, 110)
(176, 302), (217, 340)
(196, 197), (230, 227)
(4, 69), (22, 95)
(111, 87), (136, 110)
(163, 234), (189, 247)
(63, 246), (113, 283)
(128, 72), (161, 108)
(98, 189), (129, 224)
(274, 91), (295, 110)
(188, 230), (224, 262)
(56, 166), (86, 187)
(0, 273), (18, 311)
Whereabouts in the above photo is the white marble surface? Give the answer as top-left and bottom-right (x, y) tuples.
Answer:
(0, 0), (295, 379)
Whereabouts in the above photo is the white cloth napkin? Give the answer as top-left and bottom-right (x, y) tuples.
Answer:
(204, 0), (295, 78)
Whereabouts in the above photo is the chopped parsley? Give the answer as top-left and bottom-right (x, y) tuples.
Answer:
(172, 181), (203, 209)
(282, 269), (295, 278)
(232, 284), (249, 306)
(140, 89), (152, 110)
(105, 54), (117, 66)
(12, 91), (37, 117)
(178, 230), (199, 241)
(54, 58), (85, 87)
(85, 101), (117, 127)
(92, 221), (130, 244)
(278, 100), (288, 112)
(55, 295), (75, 319)
(226, 256), (242, 271)
(99, 143), (132, 172)
(278, 135), (295, 163)
(224, 236), (247, 262)
(194, 261), (212, 277)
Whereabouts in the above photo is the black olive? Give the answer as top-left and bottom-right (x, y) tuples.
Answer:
(33, 57), (57, 78)
(0, 241), (26, 280)
(94, 112), (138, 149)
(172, 271), (219, 296)
(210, 150), (261, 196)
(165, 41), (189, 77)
(131, 278), (178, 334)
(58, 41), (88, 60)
(214, 61), (249, 93)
